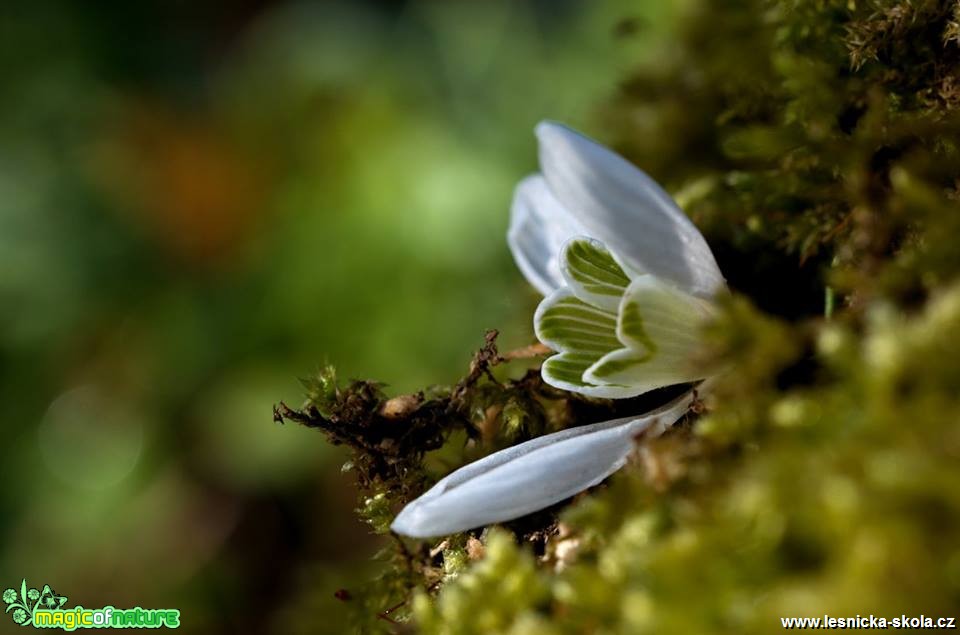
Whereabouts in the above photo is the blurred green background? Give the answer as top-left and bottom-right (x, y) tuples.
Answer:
(0, 1), (664, 632)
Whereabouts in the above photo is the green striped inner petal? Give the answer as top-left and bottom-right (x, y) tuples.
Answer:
(534, 289), (621, 390)
(541, 352), (604, 385)
(536, 293), (619, 351)
(561, 238), (632, 312)
(617, 299), (657, 356)
(587, 348), (651, 380)
(583, 275), (714, 392)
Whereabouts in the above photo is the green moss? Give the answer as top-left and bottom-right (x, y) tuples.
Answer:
(413, 531), (551, 635)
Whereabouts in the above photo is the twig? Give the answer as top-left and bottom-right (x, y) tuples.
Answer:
(498, 341), (552, 361)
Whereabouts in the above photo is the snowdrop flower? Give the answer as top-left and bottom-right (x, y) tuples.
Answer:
(513, 123), (725, 396)
(391, 122), (725, 538)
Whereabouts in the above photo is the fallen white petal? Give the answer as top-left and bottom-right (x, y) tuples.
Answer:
(390, 391), (693, 538)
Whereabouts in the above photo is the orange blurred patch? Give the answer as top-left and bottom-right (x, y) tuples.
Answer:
(93, 101), (270, 268)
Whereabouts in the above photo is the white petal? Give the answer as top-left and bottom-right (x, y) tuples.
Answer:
(390, 392), (693, 538)
(536, 122), (724, 298)
(507, 174), (583, 296)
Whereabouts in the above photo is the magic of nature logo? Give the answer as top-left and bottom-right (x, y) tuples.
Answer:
(3, 579), (180, 630)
